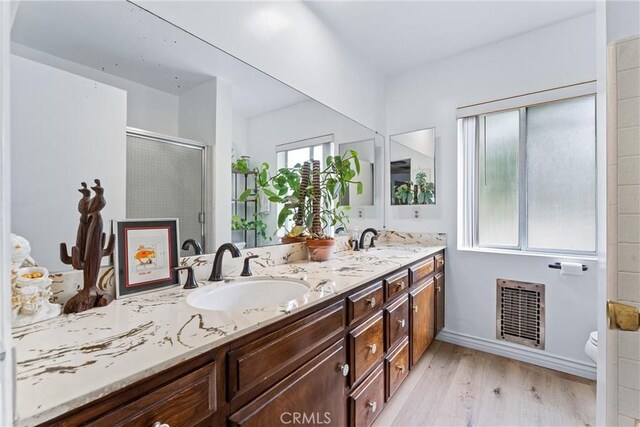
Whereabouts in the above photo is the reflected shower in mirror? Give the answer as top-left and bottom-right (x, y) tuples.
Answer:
(389, 128), (436, 205)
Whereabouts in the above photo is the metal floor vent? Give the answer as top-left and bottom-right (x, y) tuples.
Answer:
(496, 279), (545, 349)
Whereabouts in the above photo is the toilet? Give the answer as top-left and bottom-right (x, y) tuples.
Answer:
(584, 331), (598, 363)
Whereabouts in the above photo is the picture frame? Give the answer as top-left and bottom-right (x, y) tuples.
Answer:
(112, 219), (180, 298)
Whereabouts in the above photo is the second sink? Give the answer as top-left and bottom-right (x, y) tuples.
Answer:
(186, 277), (311, 312)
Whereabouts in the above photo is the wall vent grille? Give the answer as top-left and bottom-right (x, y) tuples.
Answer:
(496, 279), (545, 349)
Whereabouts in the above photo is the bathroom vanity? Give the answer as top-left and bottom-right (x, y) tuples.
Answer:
(14, 243), (445, 427)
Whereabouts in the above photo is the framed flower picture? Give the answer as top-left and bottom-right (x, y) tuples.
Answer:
(112, 219), (180, 298)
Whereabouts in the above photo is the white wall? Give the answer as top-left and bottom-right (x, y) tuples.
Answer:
(607, 0), (640, 44)
(386, 13), (599, 374)
(246, 100), (384, 236)
(134, 1), (386, 134)
(11, 55), (127, 272)
(178, 78), (233, 250)
(12, 43), (179, 136)
(233, 113), (249, 158)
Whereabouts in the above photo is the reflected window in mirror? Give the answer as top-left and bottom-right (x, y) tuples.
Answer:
(389, 128), (436, 205)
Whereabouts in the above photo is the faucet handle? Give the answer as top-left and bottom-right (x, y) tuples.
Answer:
(241, 255), (259, 277)
(174, 266), (198, 289)
(369, 234), (380, 248)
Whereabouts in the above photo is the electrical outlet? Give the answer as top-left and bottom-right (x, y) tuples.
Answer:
(413, 208), (420, 220)
(357, 208), (364, 219)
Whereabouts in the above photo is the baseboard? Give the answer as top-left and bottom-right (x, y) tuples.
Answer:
(437, 329), (597, 380)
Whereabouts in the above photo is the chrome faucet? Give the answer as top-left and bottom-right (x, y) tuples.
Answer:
(208, 243), (241, 282)
(182, 239), (203, 255)
(359, 228), (379, 249)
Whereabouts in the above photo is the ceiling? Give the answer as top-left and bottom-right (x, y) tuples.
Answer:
(11, 1), (308, 118)
(306, 1), (596, 75)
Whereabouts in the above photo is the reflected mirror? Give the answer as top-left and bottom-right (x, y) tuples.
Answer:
(389, 128), (436, 205)
(10, 1), (385, 272)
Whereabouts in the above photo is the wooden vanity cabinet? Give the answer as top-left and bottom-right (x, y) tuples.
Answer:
(45, 251), (445, 427)
(409, 277), (435, 368)
(435, 272), (445, 334)
(228, 340), (348, 427)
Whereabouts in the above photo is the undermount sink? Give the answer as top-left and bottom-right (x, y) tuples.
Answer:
(186, 277), (311, 312)
(361, 248), (418, 258)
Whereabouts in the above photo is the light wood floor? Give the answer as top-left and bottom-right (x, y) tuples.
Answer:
(373, 340), (596, 427)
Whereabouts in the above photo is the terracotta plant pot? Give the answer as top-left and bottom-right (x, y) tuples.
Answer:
(306, 238), (335, 262)
(281, 235), (307, 245)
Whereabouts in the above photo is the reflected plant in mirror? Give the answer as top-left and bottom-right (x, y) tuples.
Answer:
(240, 151), (362, 248)
(389, 128), (436, 205)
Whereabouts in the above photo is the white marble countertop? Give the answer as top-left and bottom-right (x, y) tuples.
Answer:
(13, 243), (445, 426)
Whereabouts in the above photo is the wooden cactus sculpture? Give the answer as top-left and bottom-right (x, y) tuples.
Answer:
(60, 179), (115, 313)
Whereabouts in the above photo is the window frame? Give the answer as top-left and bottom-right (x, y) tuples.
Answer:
(466, 93), (597, 257)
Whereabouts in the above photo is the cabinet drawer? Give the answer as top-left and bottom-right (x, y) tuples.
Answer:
(409, 258), (434, 284)
(229, 340), (346, 427)
(348, 282), (383, 325)
(89, 362), (216, 427)
(435, 253), (445, 273)
(385, 337), (409, 401)
(349, 363), (385, 427)
(385, 294), (409, 351)
(228, 301), (344, 402)
(349, 312), (384, 386)
(384, 270), (409, 301)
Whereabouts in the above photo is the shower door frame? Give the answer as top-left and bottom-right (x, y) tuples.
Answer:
(126, 127), (207, 252)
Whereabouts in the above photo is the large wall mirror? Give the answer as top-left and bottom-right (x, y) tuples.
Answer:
(389, 128), (436, 205)
(10, 2), (384, 272)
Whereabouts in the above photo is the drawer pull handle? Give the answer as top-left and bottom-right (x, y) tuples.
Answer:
(367, 401), (378, 413)
(413, 305), (418, 313)
(437, 286), (441, 292)
(152, 423), (170, 427)
(396, 282), (405, 290)
(397, 319), (406, 328)
(366, 297), (376, 308)
(396, 364), (406, 373)
(367, 343), (377, 354)
(337, 363), (350, 377)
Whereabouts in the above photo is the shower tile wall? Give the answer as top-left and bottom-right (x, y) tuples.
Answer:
(609, 34), (640, 427)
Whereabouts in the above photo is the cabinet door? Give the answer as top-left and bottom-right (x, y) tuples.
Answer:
(435, 272), (445, 334)
(409, 279), (435, 367)
(229, 340), (347, 427)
